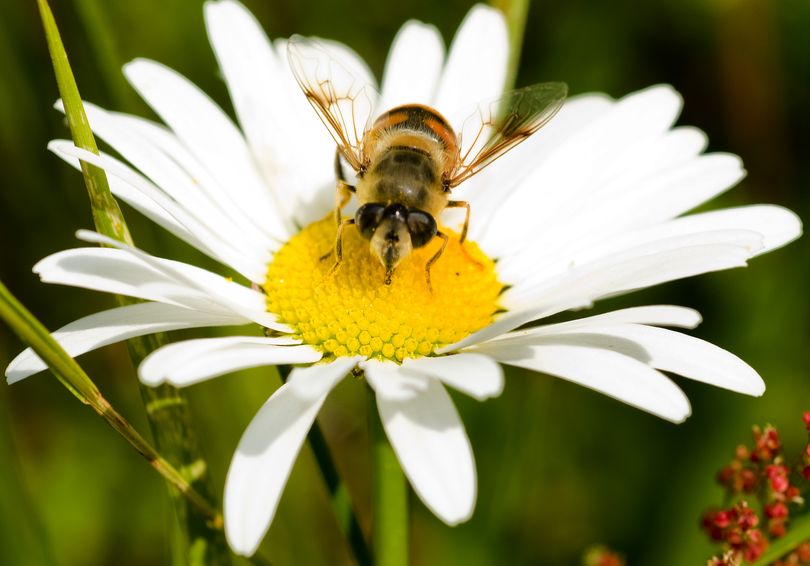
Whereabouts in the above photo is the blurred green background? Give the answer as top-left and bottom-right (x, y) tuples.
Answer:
(1, 0), (808, 564)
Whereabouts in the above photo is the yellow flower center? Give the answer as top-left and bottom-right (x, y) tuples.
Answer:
(264, 215), (503, 362)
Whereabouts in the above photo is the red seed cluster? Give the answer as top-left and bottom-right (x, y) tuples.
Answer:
(703, 413), (810, 564)
(583, 546), (626, 566)
(702, 502), (767, 563)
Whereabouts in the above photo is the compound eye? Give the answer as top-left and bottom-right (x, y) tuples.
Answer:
(407, 210), (437, 248)
(355, 203), (385, 239)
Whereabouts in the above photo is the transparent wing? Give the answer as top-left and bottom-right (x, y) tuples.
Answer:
(449, 82), (568, 187)
(287, 35), (379, 172)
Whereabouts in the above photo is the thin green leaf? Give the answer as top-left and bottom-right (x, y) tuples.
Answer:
(0, 279), (223, 529)
(37, 0), (132, 244)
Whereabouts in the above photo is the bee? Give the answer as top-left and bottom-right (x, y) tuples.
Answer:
(287, 36), (567, 287)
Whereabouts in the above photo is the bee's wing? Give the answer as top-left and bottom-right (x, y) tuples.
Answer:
(287, 35), (378, 172)
(448, 82), (568, 188)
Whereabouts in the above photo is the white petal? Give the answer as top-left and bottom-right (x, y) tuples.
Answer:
(205, 0), (285, 160)
(442, 234), (758, 354)
(480, 340), (691, 423)
(379, 20), (444, 110)
(49, 140), (203, 254)
(5, 302), (246, 384)
(505, 204), (793, 284)
(665, 205), (802, 256)
(54, 100), (276, 258)
(75, 231), (287, 331)
(362, 358), (429, 401)
(123, 58), (292, 241)
(486, 305), (702, 347)
(503, 229), (763, 309)
(464, 94), (614, 241)
(34, 247), (215, 309)
(401, 353), (503, 400)
(287, 355), (363, 400)
(139, 336), (320, 387)
(565, 325), (764, 395)
(224, 357), (355, 556)
(368, 360), (476, 524)
(538, 305), (702, 332)
(49, 141), (269, 281)
(477, 91), (740, 260)
(110, 113), (283, 251)
(433, 5), (508, 130)
(205, 0), (331, 226)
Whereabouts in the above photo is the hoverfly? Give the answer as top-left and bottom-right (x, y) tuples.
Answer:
(287, 36), (567, 287)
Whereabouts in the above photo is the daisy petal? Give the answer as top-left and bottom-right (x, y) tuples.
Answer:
(561, 325), (764, 396)
(479, 340), (691, 423)
(287, 356), (363, 400)
(225, 357), (356, 556)
(5, 302), (246, 384)
(49, 141), (269, 281)
(402, 353), (504, 400)
(433, 5), (508, 130)
(526, 305), (703, 334)
(139, 336), (320, 386)
(54, 101), (275, 255)
(444, 233), (758, 354)
(205, 0), (336, 226)
(48, 141), (204, 255)
(379, 20), (444, 110)
(503, 229), (763, 309)
(123, 58), (291, 241)
(366, 360), (476, 525)
(362, 358), (429, 401)
(662, 205), (802, 256)
(74, 231), (287, 330)
(481, 305), (702, 349)
(205, 0), (285, 163)
(34, 247), (215, 308)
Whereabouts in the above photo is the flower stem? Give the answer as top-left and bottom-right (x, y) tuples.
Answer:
(489, 0), (531, 91)
(368, 386), (409, 566)
(750, 512), (810, 565)
(37, 1), (229, 562)
(277, 365), (371, 566)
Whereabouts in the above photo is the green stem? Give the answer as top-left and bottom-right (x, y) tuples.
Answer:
(490, 0), (531, 91)
(750, 512), (810, 565)
(0, 280), (222, 529)
(277, 365), (371, 566)
(37, 1), (229, 562)
(368, 386), (409, 566)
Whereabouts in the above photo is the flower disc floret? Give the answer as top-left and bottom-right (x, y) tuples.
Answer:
(265, 216), (503, 362)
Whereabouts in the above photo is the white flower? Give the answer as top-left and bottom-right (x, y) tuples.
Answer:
(5, 0), (801, 557)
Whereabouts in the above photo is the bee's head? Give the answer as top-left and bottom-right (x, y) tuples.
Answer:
(356, 203), (437, 284)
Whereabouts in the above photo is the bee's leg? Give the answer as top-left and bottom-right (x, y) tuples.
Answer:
(424, 231), (449, 293)
(322, 218), (355, 272)
(446, 200), (483, 267)
(333, 181), (355, 226)
(332, 150), (356, 226)
(446, 200), (471, 243)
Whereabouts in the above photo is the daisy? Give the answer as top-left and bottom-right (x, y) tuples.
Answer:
(6, 0), (801, 557)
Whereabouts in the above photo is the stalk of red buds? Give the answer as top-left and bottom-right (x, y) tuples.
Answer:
(583, 546), (626, 566)
(703, 412), (810, 565)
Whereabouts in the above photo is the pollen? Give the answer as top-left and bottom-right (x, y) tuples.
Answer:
(264, 215), (503, 363)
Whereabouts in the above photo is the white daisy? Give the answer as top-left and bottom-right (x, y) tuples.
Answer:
(5, 0), (801, 557)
